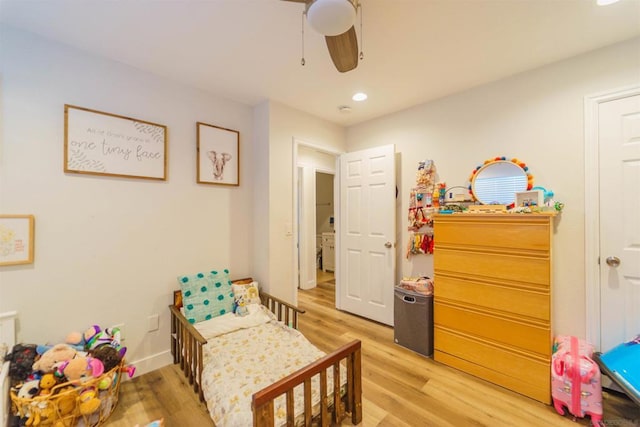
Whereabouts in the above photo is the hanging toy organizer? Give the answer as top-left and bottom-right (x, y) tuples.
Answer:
(407, 230), (434, 256)
(406, 160), (443, 259)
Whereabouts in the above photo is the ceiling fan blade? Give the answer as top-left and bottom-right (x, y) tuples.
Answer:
(325, 25), (358, 73)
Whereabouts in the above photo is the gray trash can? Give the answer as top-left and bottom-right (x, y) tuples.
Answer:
(393, 287), (433, 357)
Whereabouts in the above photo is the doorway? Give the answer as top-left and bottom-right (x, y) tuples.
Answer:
(585, 85), (640, 353)
(293, 141), (397, 325)
(293, 141), (339, 296)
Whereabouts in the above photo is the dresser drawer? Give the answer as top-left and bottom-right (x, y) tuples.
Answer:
(435, 215), (551, 252)
(434, 301), (551, 356)
(435, 276), (550, 321)
(435, 248), (550, 286)
(434, 327), (551, 403)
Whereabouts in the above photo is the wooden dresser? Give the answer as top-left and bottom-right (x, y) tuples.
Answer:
(433, 213), (555, 404)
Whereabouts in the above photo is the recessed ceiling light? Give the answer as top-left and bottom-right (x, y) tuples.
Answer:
(352, 92), (368, 102)
(597, 0), (620, 5)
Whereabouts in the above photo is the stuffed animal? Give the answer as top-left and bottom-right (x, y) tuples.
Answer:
(78, 389), (101, 415)
(64, 330), (87, 351)
(15, 379), (41, 426)
(38, 373), (57, 396)
(234, 295), (249, 317)
(82, 325), (101, 348)
(89, 345), (122, 372)
(16, 379), (40, 400)
(5, 343), (38, 381)
(58, 356), (104, 385)
(86, 327), (126, 356)
(97, 372), (114, 390)
(53, 387), (77, 419)
(32, 343), (77, 373)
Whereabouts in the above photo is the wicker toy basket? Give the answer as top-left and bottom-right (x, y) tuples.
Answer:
(9, 361), (124, 427)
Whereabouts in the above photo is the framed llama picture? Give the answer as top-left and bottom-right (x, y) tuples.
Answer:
(196, 122), (239, 186)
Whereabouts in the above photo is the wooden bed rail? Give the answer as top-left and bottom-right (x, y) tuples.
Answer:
(252, 340), (363, 427)
(259, 292), (305, 329)
(169, 304), (207, 401)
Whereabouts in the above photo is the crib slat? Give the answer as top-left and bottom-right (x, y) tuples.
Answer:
(197, 343), (204, 401)
(320, 371), (329, 427)
(286, 389), (294, 426)
(350, 347), (362, 424)
(303, 378), (312, 426)
(346, 349), (353, 415)
(171, 311), (178, 364)
(333, 362), (342, 423)
(186, 331), (193, 385)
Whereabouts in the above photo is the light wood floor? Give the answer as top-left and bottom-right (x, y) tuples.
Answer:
(107, 273), (639, 426)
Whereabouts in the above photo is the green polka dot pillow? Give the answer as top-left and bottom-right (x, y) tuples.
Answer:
(178, 269), (234, 324)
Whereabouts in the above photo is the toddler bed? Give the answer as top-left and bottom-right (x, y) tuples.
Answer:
(170, 276), (362, 426)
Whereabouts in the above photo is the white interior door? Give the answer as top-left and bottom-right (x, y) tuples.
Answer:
(338, 145), (395, 325)
(598, 92), (640, 352)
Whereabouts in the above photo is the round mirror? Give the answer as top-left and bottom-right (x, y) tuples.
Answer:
(469, 158), (533, 205)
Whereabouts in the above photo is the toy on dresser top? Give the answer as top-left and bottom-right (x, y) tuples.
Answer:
(5, 323), (136, 427)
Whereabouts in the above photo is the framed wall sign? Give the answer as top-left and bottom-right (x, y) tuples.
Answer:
(64, 104), (167, 180)
(0, 215), (35, 266)
(196, 122), (239, 186)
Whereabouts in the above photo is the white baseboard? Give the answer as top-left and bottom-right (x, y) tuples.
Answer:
(125, 350), (173, 378)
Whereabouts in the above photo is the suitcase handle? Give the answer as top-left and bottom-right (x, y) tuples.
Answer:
(402, 295), (416, 304)
(553, 351), (599, 383)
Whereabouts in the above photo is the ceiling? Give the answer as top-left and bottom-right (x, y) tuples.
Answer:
(1, 0), (639, 127)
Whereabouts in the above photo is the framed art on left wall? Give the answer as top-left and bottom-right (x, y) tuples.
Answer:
(0, 215), (34, 266)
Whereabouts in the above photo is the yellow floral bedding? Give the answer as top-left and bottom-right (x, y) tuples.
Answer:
(200, 308), (343, 427)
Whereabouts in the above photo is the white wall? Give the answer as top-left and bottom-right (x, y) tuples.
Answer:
(347, 37), (640, 338)
(0, 27), (254, 374)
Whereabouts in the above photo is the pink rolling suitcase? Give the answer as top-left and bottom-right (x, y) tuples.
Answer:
(551, 335), (603, 426)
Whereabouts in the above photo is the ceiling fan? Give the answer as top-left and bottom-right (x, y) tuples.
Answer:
(283, 0), (361, 73)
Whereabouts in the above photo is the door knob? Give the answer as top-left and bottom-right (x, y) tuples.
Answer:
(606, 256), (621, 267)
(385, 242), (392, 248)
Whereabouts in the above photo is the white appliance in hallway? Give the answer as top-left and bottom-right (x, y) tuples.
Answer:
(321, 231), (335, 272)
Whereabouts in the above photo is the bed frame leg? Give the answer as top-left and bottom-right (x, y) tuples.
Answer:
(253, 401), (274, 426)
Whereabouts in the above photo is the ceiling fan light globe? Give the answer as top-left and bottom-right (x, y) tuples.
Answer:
(306, 0), (356, 36)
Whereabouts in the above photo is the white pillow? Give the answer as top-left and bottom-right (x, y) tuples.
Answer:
(232, 281), (261, 305)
